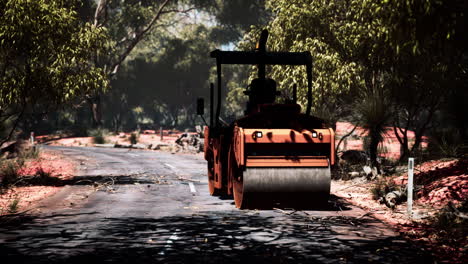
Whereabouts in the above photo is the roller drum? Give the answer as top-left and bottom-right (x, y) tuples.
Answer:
(237, 167), (330, 208)
(243, 167), (330, 193)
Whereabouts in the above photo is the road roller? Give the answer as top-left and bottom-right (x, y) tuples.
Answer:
(198, 29), (335, 209)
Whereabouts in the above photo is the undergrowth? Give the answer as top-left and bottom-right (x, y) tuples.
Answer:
(89, 129), (108, 144)
(129, 133), (138, 144)
(370, 177), (400, 200)
(0, 159), (21, 187)
(7, 196), (19, 213)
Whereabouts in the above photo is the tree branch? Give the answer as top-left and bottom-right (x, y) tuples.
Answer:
(335, 123), (358, 152)
(93, 0), (108, 27)
(109, 0), (173, 76)
(0, 106), (25, 147)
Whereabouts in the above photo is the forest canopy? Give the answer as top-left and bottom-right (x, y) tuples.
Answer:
(0, 0), (466, 160)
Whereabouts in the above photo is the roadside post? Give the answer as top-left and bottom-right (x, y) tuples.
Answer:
(160, 127), (164, 141)
(30, 132), (36, 152)
(407, 157), (414, 218)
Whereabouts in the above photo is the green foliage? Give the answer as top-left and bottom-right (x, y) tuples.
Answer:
(236, 0), (467, 163)
(210, 0), (269, 44)
(0, 160), (20, 186)
(0, 0), (109, 142)
(432, 201), (468, 230)
(19, 146), (40, 160)
(370, 178), (398, 201)
(8, 197), (20, 214)
(107, 24), (217, 129)
(129, 133), (138, 145)
(356, 87), (392, 166)
(89, 129), (107, 144)
(429, 128), (466, 158)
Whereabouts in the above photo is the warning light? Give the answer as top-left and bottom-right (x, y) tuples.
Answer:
(252, 131), (263, 139)
(318, 133), (323, 140)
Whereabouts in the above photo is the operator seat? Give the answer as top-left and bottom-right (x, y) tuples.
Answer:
(245, 78), (277, 114)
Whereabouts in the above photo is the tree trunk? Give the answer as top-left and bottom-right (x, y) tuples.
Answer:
(398, 135), (410, 162)
(369, 131), (381, 173)
(87, 94), (102, 128)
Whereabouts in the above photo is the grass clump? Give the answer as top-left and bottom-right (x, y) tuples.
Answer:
(370, 177), (399, 200)
(129, 133), (138, 144)
(19, 146), (39, 160)
(8, 197), (20, 214)
(88, 129), (108, 144)
(432, 201), (468, 230)
(0, 160), (21, 187)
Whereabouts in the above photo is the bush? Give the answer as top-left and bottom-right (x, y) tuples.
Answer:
(88, 129), (108, 144)
(19, 146), (39, 160)
(428, 128), (466, 158)
(0, 160), (20, 186)
(8, 197), (20, 214)
(432, 201), (468, 230)
(370, 177), (399, 200)
(129, 133), (138, 144)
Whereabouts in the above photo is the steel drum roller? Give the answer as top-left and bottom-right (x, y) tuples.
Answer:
(242, 167), (330, 193)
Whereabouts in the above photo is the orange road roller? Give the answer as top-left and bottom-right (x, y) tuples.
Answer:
(197, 30), (335, 209)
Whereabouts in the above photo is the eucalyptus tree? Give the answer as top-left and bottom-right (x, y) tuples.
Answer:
(106, 24), (215, 130)
(239, 0), (394, 167)
(241, 0), (468, 165)
(385, 0), (468, 160)
(80, 0), (216, 126)
(0, 0), (108, 144)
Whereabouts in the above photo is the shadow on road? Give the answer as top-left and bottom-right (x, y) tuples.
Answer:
(0, 211), (432, 263)
(12, 174), (157, 187)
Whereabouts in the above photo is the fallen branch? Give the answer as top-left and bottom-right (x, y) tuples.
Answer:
(177, 176), (200, 183)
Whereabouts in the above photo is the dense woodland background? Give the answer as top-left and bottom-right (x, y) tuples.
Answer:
(1, 0), (467, 162)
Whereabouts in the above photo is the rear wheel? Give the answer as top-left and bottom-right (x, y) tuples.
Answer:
(207, 154), (223, 196)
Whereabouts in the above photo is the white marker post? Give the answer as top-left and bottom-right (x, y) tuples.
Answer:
(407, 157), (414, 218)
(30, 132), (35, 145)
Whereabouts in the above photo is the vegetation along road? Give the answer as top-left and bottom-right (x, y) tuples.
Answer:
(0, 146), (432, 263)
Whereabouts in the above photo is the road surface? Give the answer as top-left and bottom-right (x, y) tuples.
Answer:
(0, 146), (432, 263)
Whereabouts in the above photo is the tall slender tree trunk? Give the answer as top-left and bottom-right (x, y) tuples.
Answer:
(87, 94), (102, 128)
(369, 131), (380, 171)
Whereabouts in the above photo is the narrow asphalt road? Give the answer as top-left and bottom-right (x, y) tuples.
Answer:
(0, 146), (432, 263)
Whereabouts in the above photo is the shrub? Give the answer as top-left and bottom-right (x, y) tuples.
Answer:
(432, 201), (468, 230)
(19, 146), (39, 160)
(428, 128), (465, 158)
(370, 177), (399, 200)
(129, 133), (138, 144)
(8, 197), (20, 214)
(0, 160), (20, 186)
(88, 129), (108, 144)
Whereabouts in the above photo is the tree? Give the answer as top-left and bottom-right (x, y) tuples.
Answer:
(98, 0), (269, 130)
(239, 0), (468, 165)
(0, 0), (108, 144)
(105, 24), (215, 130)
(81, 0), (215, 126)
(239, 0), (393, 167)
(210, 0), (269, 44)
(239, 0), (365, 125)
(385, 0), (468, 160)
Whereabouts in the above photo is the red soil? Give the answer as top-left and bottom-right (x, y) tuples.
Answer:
(333, 158), (468, 263)
(0, 150), (77, 215)
(336, 121), (428, 160)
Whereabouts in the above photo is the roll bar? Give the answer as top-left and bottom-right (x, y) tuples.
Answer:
(210, 30), (314, 127)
